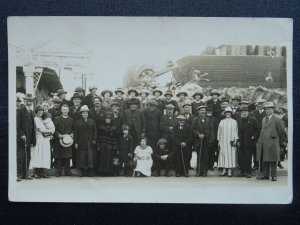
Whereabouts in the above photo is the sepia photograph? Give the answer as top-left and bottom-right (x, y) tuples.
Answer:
(8, 17), (293, 203)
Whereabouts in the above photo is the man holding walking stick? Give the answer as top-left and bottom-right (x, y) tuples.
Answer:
(192, 105), (215, 177)
(173, 115), (192, 177)
(17, 93), (36, 181)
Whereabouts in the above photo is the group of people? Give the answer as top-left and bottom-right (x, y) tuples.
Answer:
(16, 85), (288, 182)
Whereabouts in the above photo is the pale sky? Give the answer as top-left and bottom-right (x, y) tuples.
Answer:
(8, 17), (292, 93)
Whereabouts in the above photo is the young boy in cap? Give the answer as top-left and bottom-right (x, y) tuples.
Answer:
(119, 125), (134, 176)
(153, 139), (173, 177)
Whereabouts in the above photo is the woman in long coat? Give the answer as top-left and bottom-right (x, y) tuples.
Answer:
(31, 105), (55, 178)
(74, 105), (97, 177)
(97, 113), (119, 176)
(217, 107), (239, 177)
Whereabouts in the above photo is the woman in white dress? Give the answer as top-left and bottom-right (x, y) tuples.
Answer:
(217, 107), (239, 177)
(133, 137), (153, 177)
(31, 105), (55, 178)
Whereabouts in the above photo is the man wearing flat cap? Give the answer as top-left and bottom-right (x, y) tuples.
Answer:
(163, 90), (180, 115)
(143, 99), (162, 151)
(49, 96), (62, 120)
(84, 86), (98, 108)
(256, 102), (287, 181)
(236, 106), (260, 178)
(159, 104), (177, 153)
(123, 98), (146, 148)
(57, 89), (71, 107)
(173, 115), (193, 177)
(191, 105), (215, 177)
(206, 89), (221, 118)
(17, 93), (36, 180)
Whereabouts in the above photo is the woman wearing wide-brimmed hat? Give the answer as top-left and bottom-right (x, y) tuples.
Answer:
(113, 88), (126, 112)
(176, 91), (188, 114)
(191, 92), (204, 116)
(217, 107), (239, 177)
(74, 105), (97, 177)
(31, 105), (55, 179)
(101, 89), (113, 111)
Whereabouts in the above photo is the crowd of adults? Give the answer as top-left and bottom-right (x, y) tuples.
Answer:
(16, 85), (288, 182)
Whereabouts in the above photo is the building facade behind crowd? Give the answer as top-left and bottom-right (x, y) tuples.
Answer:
(16, 86), (288, 181)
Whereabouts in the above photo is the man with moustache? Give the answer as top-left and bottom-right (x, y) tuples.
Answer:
(236, 107), (260, 178)
(57, 89), (70, 107)
(256, 102), (287, 181)
(48, 96), (62, 120)
(16, 93), (36, 180)
(143, 99), (161, 151)
(123, 98), (146, 148)
(192, 105), (215, 177)
(173, 115), (193, 177)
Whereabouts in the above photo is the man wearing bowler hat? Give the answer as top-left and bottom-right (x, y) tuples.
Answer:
(236, 106), (260, 178)
(231, 95), (241, 115)
(16, 93), (36, 180)
(173, 115), (193, 177)
(123, 98), (146, 148)
(256, 102), (287, 181)
(206, 89), (221, 118)
(49, 96), (62, 120)
(191, 105), (215, 177)
(69, 93), (83, 121)
(53, 104), (75, 176)
(125, 88), (140, 110)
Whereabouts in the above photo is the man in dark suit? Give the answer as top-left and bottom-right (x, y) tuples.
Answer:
(192, 105), (215, 177)
(231, 95), (241, 118)
(17, 93), (36, 180)
(83, 86), (98, 108)
(206, 89), (221, 118)
(256, 102), (287, 181)
(173, 115), (193, 177)
(123, 98), (146, 148)
(69, 93), (83, 168)
(236, 107), (260, 178)
(251, 99), (266, 170)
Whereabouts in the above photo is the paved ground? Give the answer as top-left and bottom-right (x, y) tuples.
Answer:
(9, 175), (291, 204)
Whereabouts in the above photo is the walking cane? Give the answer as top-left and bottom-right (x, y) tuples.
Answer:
(180, 145), (187, 177)
(24, 137), (28, 178)
(197, 139), (203, 176)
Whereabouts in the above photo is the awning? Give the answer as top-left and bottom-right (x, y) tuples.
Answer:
(38, 67), (63, 93)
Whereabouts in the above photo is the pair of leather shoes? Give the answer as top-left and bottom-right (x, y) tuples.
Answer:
(245, 174), (251, 178)
(41, 174), (50, 178)
(33, 174), (41, 179)
(16, 176), (22, 182)
(271, 176), (277, 181)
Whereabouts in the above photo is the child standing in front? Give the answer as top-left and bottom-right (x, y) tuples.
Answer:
(119, 125), (134, 176)
(133, 137), (153, 177)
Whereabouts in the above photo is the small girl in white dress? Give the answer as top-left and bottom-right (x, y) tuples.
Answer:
(134, 137), (153, 177)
